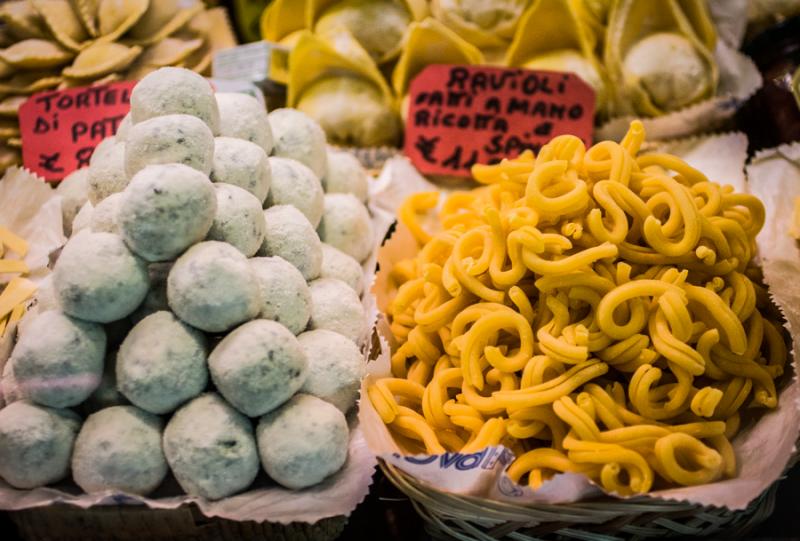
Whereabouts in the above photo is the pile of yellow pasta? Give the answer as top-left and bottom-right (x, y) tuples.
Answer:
(368, 121), (787, 495)
(0, 226), (34, 338)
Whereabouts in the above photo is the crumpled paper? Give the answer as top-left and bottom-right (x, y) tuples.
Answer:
(708, 0), (749, 49)
(597, 40), (762, 142)
(0, 167), (66, 283)
(359, 133), (800, 511)
(0, 162), (401, 525)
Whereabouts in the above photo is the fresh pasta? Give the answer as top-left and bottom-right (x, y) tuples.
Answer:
(370, 121), (788, 495)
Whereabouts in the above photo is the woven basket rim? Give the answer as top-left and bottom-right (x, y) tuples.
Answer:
(378, 454), (793, 519)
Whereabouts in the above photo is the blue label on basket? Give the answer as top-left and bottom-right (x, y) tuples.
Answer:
(497, 473), (526, 497)
(393, 447), (515, 471)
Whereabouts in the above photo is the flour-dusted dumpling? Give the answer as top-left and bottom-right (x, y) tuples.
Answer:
(256, 394), (348, 489)
(209, 319), (308, 417)
(0, 358), (26, 406)
(91, 137), (118, 167)
(211, 137), (271, 204)
(71, 201), (94, 236)
(317, 193), (374, 263)
(72, 405), (168, 496)
(125, 114), (215, 178)
(33, 274), (59, 312)
(56, 167), (89, 237)
(90, 192), (123, 234)
(320, 243), (364, 295)
(119, 164), (216, 262)
(168, 241), (260, 333)
(11, 310), (106, 408)
(268, 108), (327, 178)
(88, 141), (128, 205)
(298, 330), (364, 413)
(53, 231), (149, 323)
(207, 183), (265, 257)
(116, 112), (133, 140)
(0, 401), (81, 489)
(117, 311), (208, 415)
(215, 92), (273, 155)
(259, 205), (322, 281)
(130, 67), (220, 134)
(164, 393), (259, 500)
(35, 272), (61, 313)
(308, 278), (365, 343)
(266, 157), (324, 227)
(131, 262), (171, 323)
(249, 256), (311, 335)
(323, 149), (368, 202)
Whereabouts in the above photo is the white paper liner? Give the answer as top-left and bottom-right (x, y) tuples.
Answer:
(0, 166), (401, 525)
(596, 42), (762, 142)
(708, 0), (748, 50)
(359, 134), (800, 511)
(0, 167), (66, 284)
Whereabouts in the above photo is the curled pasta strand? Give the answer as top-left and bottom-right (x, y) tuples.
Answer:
(522, 242), (619, 276)
(507, 448), (592, 488)
(392, 406), (447, 454)
(399, 192), (439, 245)
(654, 432), (723, 486)
(620, 120), (645, 156)
(596, 279), (683, 340)
(629, 363), (693, 420)
(461, 418), (507, 453)
(641, 176), (702, 257)
(526, 161), (590, 219)
(493, 361), (609, 409)
(636, 154), (708, 186)
(461, 310), (534, 390)
(691, 387), (724, 418)
(368, 378), (426, 424)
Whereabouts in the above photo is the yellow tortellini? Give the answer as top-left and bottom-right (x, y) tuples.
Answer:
(369, 121), (787, 495)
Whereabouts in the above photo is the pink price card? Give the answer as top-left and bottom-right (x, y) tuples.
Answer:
(403, 65), (595, 177)
(18, 80), (135, 181)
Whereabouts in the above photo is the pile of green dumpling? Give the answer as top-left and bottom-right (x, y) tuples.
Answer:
(0, 66), (376, 500)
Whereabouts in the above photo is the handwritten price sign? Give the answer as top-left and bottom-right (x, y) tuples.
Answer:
(404, 65), (595, 177)
(19, 81), (135, 181)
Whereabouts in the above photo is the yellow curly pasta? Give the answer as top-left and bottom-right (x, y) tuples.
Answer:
(370, 120), (786, 495)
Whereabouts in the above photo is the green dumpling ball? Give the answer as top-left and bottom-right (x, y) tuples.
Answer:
(0, 401), (81, 489)
(71, 405), (168, 496)
(164, 393), (259, 500)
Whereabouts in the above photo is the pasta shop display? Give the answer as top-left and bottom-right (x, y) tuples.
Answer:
(368, 120), (788, 495)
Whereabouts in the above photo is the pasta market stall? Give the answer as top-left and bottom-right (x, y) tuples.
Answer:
(1, 1), (800, 540)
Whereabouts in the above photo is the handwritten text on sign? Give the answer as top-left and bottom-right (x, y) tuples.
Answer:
(404, 65), (595, 177)
(19, 81), (135, 181)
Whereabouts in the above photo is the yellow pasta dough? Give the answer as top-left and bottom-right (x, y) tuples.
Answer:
(369, 120), (787, 495)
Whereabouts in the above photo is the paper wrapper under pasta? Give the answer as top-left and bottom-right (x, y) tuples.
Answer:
(0, 164), (398, 525)
(0, 167), (66, 284)
(596, 40), (761, 142)
(359, 134), (800, 510)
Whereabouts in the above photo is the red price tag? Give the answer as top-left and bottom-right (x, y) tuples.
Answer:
(404, 65), (595, 177)
(19, 81), (135, 181)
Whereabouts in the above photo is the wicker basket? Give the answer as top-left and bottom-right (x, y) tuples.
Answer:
(8, 504), (347, 541)
(380, 459), (794, 541)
